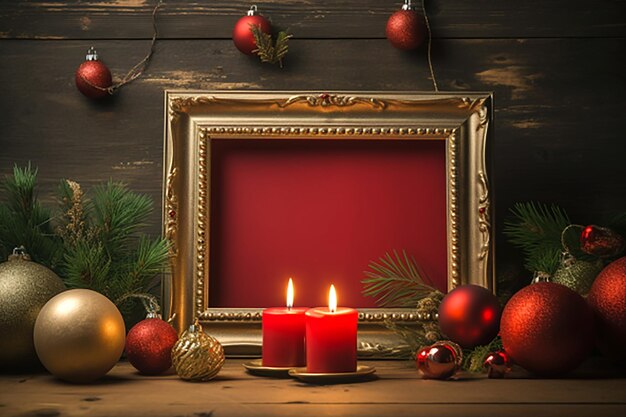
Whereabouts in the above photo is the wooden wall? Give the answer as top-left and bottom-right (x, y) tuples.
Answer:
(1, 0), (625, 284)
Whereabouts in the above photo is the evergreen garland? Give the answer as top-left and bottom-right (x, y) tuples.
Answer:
(0, 165), (169, 320)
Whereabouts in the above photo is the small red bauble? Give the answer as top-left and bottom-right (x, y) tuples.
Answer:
(587, 256), (626, 359)
(75, 47), (112, 99)
(386, 1), (426, 51)
(580, 225), (625, 258)
(438, 285), (501, 349)
(416, 341), (461, 380)
(125, 315), (179, 375)
(483, 350), (511, 379)
(500, 282), (594, 376)
(233, 5), (271, 55)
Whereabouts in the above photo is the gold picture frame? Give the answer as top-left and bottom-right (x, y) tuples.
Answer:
(163, 91), (494, 358)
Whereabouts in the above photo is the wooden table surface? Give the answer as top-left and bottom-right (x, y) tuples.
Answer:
(1, 359), (625, 417)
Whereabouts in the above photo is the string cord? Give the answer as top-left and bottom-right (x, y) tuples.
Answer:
(80, 0), (162, 94)
(421, 0), (438, 92)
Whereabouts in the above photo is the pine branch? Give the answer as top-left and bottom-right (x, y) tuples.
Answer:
(0, 164), (62, 267)
(362, 250), (441, 308)
(503, 202), (570, 274)
(91, 181), (152, 256)
(250, 25), (292, 67)
(62, 241), (111, 292)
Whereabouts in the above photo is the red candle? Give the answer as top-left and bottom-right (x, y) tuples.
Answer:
(262, 278), (307, 367)
(305, 285), (358, 373)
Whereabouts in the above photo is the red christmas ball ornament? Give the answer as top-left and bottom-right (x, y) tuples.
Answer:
(386, 0), (426, 51)
(125, 313), (179, 375)
(75, 47), (112, 99)
(580, 225), (625, 258)
(233, 5), (271, 55)
(483, 350), (511, 379)
(438, 285), (501, 349)
(587, 256), (626, 359)
(416, 341), (462, 380)
(500, 282), (594, 376)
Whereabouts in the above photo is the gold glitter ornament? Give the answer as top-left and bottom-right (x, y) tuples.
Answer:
(172, 320), (224, 381)
(0, 248), (66, 370)
(552, 255), (603, 296)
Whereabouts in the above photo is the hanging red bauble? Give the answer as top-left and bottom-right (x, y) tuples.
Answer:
(580, 225), (625, 258)
(386, 0), (426, 51)
(125, 313), (179, 375)
(416, 341), (462, 380)
(500, 282), (594, 376)
(587, 256), (626, 359)
(483, 350), (511, 379)
(233, 5), (271, 55)
(75, 47), (112, 99)
(438, 285), (501, 349)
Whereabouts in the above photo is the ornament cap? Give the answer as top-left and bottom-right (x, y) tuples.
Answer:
(85, 46), (99, 61)
(8, 246), (31, 262)
(401, 0), (415, 11)
(247, 5), (258, 16)
(146, 311), (161, 319)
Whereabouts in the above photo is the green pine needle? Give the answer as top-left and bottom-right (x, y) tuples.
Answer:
(0, 165), (170, 322)
(250, 25), (292, 67)
(362, 250), (441, 308)
(503, 202), (570, 274)
(462, 337), (503, 373)
(0, 164), (62, 267)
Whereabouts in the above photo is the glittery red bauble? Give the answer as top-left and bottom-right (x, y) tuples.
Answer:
(125, 318), (179, 375)
(233, 14), (271, 55)
(438, 285), (501, 348)
(587, 256), (626, 359)
(416, 341), (461, 380)
(386, 9), (425, 51)
(75, 60), (112, 99)
(500, 282), (594, 376)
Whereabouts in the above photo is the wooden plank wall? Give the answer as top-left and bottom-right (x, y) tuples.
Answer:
(1, 0), (625, 283)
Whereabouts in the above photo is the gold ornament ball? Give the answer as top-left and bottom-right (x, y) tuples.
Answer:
(172, 321), (224, 381)
(33, 289), (126, 383)
(0, 251), (66, 370)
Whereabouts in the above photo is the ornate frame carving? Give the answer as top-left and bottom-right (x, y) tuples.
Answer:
(163, 91), (494, 358)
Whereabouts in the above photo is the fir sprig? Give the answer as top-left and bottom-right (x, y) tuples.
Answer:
(0, 164), (62, 267)
(250, 25), (292, 67)
(503, 202), (570, 274)
(0, 166), (169, 323)
(362, 250), (441, 307)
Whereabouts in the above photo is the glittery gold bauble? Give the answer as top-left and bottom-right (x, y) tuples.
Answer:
(0, 250), (65, 370)
(172, 321), (224, 381)
(552, 258), (603, 296)
(33, 289), (126, 383)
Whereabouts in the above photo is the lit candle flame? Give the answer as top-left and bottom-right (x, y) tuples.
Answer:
(329, 284), (337, 313)
(286, 278), (294, 309)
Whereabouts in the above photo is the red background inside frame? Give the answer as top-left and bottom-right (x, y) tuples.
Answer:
(208, 138), (448, 308)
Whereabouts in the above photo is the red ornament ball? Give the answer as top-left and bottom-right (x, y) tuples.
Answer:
(416, 341), (461, 380)
(483, 350), (511, 379)
(75, 47), (112, 99)
(500, 282), (594, 376)
(438, 285), (501, 348)
(125, 317), (179, 375)
(580, 225), (625, 258)
(587, 256), (626, 359)
(386, 6), (426, 51)
(233, 7), (271, 55)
